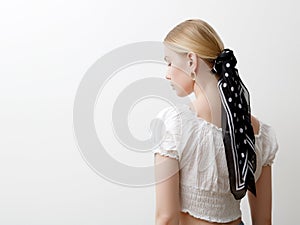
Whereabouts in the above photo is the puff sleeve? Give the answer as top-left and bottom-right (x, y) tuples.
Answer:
(151, 106), (183, 161)
(260, 123), (279, 166)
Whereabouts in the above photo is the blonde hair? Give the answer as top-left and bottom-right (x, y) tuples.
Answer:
(163, 19), (224, 70)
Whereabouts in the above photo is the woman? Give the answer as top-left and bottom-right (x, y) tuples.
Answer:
(152, 19), (279, 225)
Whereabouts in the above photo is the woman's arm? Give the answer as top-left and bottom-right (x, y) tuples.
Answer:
(154, 154), (180, 225)
(248, 165), (272, 225)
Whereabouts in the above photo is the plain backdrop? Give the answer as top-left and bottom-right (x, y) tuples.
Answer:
(0, 0), (299, 224)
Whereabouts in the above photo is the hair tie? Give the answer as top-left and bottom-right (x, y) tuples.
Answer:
(213, 48), (257, 200)
(211, 48), (237, 75)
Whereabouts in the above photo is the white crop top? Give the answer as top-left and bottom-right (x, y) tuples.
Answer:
(151, 103), (279, 223)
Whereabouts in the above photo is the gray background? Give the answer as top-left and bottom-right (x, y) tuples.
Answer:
(0, 0), (299, 224)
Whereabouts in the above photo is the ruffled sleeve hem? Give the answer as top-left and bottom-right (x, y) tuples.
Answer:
(153, 149), (179, 160)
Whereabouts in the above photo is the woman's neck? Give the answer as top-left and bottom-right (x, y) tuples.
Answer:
(191, 71), (222, 127)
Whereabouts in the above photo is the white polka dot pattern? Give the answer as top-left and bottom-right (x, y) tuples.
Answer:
(213, 48), (257, 200)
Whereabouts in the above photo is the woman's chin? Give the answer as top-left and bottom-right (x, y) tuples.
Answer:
(174, 90), (188, 97)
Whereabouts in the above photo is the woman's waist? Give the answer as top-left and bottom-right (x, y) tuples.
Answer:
(179, 212), (242, 225)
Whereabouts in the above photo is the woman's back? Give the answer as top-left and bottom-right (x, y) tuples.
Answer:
(152, 103), (278, 224)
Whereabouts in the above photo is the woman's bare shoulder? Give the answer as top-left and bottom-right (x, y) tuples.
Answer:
(251, 115), (260, 136)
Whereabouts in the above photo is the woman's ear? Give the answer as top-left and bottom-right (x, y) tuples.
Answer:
(187, 51), (198, 72)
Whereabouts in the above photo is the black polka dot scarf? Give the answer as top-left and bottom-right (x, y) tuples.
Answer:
(211, 49), (256, 200)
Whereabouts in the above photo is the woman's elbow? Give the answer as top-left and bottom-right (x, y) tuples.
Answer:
(252, 217), (272, 225)
(155, 214), (179, 225)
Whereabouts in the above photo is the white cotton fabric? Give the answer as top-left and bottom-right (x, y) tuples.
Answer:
(151, 103), (279, 223)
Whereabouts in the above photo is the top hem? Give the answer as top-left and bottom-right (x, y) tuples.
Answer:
(181, 208), (242, 223)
